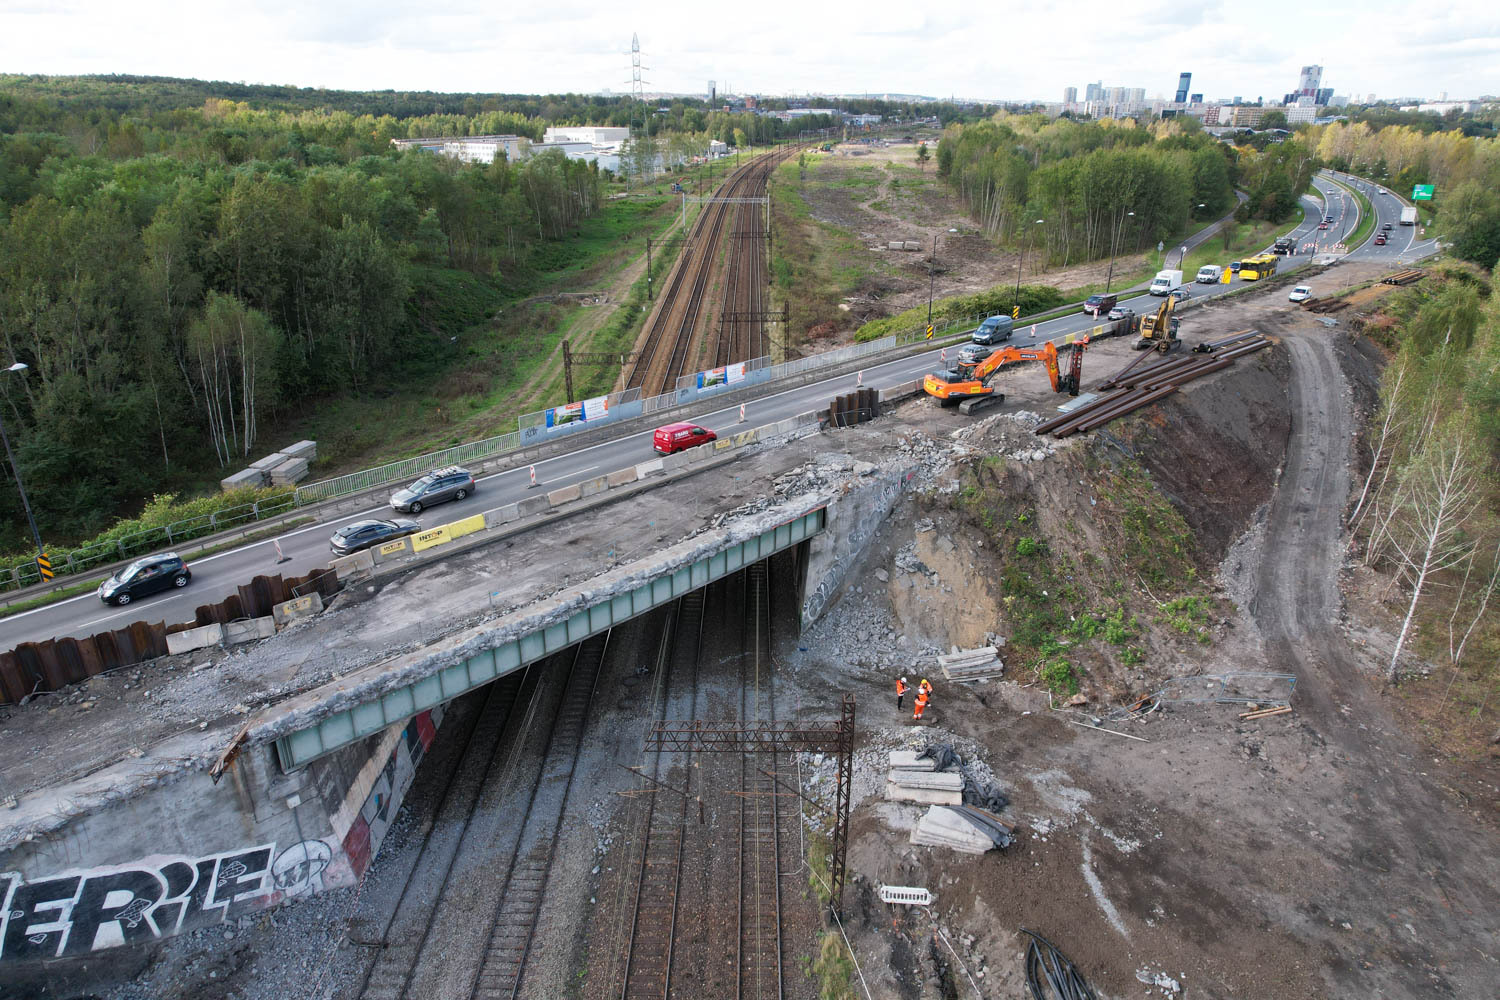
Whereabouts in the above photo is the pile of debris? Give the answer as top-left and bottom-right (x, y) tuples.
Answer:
(888, 745), (1016, 854)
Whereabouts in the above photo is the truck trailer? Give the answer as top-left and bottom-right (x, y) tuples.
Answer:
(1400, 206), (1418, 226)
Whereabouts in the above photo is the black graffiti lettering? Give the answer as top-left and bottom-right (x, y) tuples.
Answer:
(209, 848), (273, 918)
(1, 876), (81, 960)
(62, 869), (166, 956)
(151, 860), (197, 935)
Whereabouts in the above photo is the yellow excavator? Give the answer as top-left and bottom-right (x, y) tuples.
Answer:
(924, 337), (1089, 415)
(1135, 295), (1181, 353)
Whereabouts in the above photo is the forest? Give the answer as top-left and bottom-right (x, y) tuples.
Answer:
(935, 116), (1261, 266)
(0, 75), (880, 554)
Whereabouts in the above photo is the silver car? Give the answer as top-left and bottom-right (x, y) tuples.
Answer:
(390, 466), (476, 514)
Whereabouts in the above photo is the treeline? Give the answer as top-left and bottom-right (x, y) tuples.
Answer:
(936, 116), (1240, 266)
(0, 94), (608, 546)
(1349, 265), (1500, 683)
(1312, 120), (1500, 268)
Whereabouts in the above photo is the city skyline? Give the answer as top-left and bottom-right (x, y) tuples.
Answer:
(1, 0), (1495, 104)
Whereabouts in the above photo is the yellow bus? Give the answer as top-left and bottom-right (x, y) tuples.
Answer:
(1239, 253), (1278, 281)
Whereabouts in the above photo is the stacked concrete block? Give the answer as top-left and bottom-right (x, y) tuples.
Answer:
(910, 806), (1000, 854)
(884, 770), (963, 805)
(249, 453), (287, 474)
(268, 456), (310, 485)
(282, 440), (317, 462)
(888, 750), (937, 772)
(221, 468), (267, 491)
(938, 646), (1005, 682)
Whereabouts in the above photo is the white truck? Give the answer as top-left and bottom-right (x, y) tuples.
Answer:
(1149, 269), (1183, 296)
(1195, 264), (1223, 283)
(1400, 206), (1418, 226)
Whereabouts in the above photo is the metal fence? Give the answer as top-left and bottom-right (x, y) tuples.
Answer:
(0, 303), (1074, 596)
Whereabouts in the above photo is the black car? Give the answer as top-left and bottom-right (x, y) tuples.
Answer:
(331, 518), (421, 556)
(98, 553), (191, 606)
(389, 466), (476, 514)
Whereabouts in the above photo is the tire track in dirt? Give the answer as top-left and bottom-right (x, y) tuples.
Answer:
(1242, 329), (1500, 997)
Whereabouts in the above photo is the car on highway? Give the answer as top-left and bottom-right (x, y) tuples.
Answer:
(1374, 234), (1387, 246)
(653, 422), (717, 454)
(1318, 222), (1330, 230)
(1288, 285), (1313, 303)
(330, 518), (421, 556)
(1325, 216), (1334, 223)
(1382, 222), (1393, 231)
(1169, 287), (1192, 301)
(1082, 293), (1117, 316)
(390, 466), (475, 514)
(956, 342), (992, 366)
(98, 553), (191, 606)
(1229, 261), (1242, 274)
(1106, 306), (1135, 321)
(969, 314), (1014, 346)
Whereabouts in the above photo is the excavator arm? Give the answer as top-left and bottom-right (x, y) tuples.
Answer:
(923, 335), (1089, 406)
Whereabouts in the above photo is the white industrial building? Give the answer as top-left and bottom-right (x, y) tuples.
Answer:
(391, 134), (528, 165)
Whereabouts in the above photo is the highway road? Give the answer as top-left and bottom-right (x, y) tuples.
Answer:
(0, 171), (1441, 650)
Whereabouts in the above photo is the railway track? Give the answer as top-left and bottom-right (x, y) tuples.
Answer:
(736, 561), (784, 1000)
(349, 669), (534, 1000)
(470, 631), (612, 999)
(627, 146), (799, 396)
(618, 589), (705, 999)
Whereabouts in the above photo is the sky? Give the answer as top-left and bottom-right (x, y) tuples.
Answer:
(2, 0), (1498, 104)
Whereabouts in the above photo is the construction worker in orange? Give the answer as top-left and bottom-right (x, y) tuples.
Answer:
(913, 685), (930, 722)
(896, 676), (909, 711)
(918, 678), (933, 700)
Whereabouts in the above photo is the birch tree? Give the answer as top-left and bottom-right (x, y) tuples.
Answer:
(186, 292), (278, 465)
(1383, 429), (1483, 682)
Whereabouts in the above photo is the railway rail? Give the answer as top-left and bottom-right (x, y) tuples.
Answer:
(627, 146), (800, 396)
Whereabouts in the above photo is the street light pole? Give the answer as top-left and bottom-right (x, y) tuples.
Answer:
(926, 235), (937, 330)
(0, 362), (44, 559)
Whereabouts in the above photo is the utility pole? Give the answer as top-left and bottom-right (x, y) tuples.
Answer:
(926, 235), (937, 329)
(645, 238), (654, 301)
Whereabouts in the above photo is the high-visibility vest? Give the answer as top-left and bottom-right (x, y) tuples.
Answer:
(896, 679), (908, 695)
(915, 691), (929, 707)
(918, 680), (932, 696)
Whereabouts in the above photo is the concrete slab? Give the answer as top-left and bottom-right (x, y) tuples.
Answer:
(166, 622), (223, 655)
(329, 550), (375, 579)
(223, 616), (276, 645)
(579, 474), (609, 498)
(282, 439), (317, 461)
(910, 806), (996, 854)
(635, 459), (665, 478)
(220, 468), (266, 491)
(272, 591), (324, 627)
(249, 453), (288, 472)
(484, 504), (520, 528)
(607, 468), (638, 488)
(516, 495), (549, 517)
(888, 750), (938, 771)
(887, 770), (963, 792)
(885, 781), (963, 806)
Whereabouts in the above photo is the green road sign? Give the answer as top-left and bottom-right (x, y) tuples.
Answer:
(1412, 184), (1434, 201)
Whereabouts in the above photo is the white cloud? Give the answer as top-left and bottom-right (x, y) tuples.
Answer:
(0, 0), (1494, 101)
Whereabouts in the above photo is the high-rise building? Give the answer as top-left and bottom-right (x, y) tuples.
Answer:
(1189, 93), (1203, 104)
(708, 80), (716, 103)
(1175, 72), (1192, 103)
(1129, 88), (1145, 104)
(1064, 86), (1077, 104)
(1297, 65), (1322, 98)
(1315, 87), (1333, 106)
(1085, 81), (1103, 103)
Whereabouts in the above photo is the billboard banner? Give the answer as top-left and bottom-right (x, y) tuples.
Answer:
(697, 363), (747, 390)
(545, 395), (608, 428)
(1412, 184), (1434, 201)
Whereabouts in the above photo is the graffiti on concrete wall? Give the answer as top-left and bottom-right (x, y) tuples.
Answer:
(341, 707), (442, 879)
(0, 838), (330, 962)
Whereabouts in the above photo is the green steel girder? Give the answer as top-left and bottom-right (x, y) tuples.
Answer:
(274, 508), (823, 769)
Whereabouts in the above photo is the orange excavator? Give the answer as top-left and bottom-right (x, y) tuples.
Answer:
(923, 336), (1089, 415)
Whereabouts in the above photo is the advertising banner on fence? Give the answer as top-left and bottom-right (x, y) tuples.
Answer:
(545, 394), (609, 428)
(697, 362), (746, 390)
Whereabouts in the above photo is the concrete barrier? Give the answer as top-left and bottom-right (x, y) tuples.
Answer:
(547, 483), (582, 507)
(272, 591), (324, 627)
(607, 467), (638, 488)
(517, 495), (549, 517)
(223, 616), (276, 645)
(712, 438), (734, 452)
(372, 537), (412, 564)
(329, 550), (375, 579)
(689, 446), (717, 463)
(662, 452), (690, 472)
(732, 429), (758, 447)
(446, 514), (485, 540)
(636, 459), (665, 478)
(484, 504), (520, 528)
(578, 475), (609, 498)
(166, 622), (224, 655)
(411, 526), (450, 552)
(881, 378), (924, 401)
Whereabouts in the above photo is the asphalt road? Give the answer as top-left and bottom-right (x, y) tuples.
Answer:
(0, 172), (1440, 649)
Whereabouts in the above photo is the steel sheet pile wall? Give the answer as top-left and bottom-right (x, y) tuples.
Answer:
(0, 569), (339, 704)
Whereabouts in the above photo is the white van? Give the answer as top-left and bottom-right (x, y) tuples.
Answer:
(1196, 264), (1223, 284)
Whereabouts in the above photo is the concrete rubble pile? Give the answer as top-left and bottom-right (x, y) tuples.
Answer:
(938, 645), (1005, 682)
